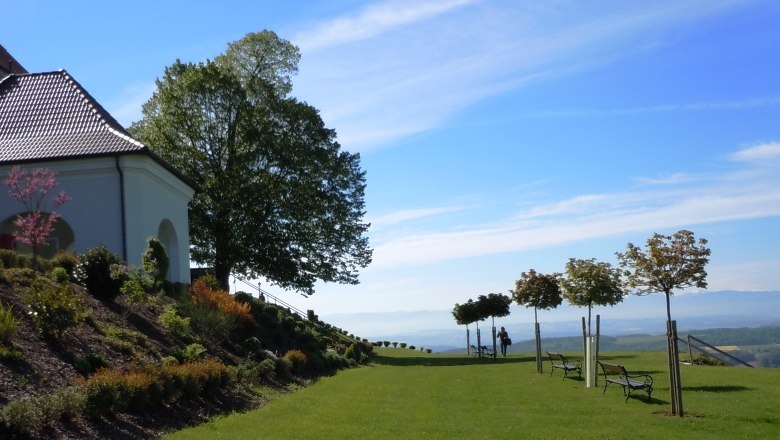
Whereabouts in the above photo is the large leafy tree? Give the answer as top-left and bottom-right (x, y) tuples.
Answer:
(560, 258), (625, 336)
(616, 230), (710, 323)
(130, 31), (372, 293)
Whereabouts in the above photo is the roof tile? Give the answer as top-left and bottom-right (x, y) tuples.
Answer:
(0, 70), (146, 163)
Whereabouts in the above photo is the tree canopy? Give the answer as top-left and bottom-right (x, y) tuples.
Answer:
(560, 258), (624, 335)
(511, 269), (562, 323)
(616, 229), (710, 322)
(477, 293), (512, 322)
(452, 299), (480, 327)
(130, 31), (372, 293)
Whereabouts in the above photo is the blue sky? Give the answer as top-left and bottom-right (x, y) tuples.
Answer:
(4, 0), (780, 338)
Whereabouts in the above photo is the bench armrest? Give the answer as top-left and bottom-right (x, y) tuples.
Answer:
(624, 374), (653, 387)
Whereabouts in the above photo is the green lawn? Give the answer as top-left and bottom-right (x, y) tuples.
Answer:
(166, 348), (780, 439)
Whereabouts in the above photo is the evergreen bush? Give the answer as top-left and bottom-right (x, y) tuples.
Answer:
(75, 245), (124, 300)
(142, 237), (169, 288)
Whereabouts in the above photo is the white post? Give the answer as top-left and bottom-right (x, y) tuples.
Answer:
(585, 336), (596, 387)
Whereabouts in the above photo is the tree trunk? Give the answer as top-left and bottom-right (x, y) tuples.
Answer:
(587, 303), (592, 337)
(665, 290), (672, 325)
(214, 262), (232, 291)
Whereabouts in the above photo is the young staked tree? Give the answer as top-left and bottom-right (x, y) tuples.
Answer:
(452, 299), (480, 354)
(511, 269), (562, 325)
(616, 230), (710, 324)
(130, 31), (372, 293)
(478, 293), (512, 354)
(4, 166), (71, 265)
(616, 229), (710, 416)
(560, 258), (625, 337)
(512, 269), (562, 371)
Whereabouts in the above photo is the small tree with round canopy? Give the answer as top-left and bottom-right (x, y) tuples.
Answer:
(477, 293), (512, 356)
(511, 269), (562, 372)
(452, 299), (480, 355)
(560, 258), (625, 337)
(616, 229), (710, 416)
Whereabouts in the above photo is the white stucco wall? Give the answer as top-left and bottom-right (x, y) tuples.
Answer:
(0, 154), (195, 283)
(120, 155), (194, 283)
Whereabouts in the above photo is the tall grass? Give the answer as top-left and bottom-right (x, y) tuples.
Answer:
(166, 348), (780, 439)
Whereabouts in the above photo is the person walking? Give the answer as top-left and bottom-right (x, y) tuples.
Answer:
(498, 326), (511, 357)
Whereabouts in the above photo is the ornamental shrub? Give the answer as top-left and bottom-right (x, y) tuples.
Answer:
(75, 245), (124, 300)
(23, 279), (87, 339)
(3, 268), (35, 287)
(0, 396), (41, 435)
(186, 279), (254, 342)
(0, 301), (17, 345)
(181, 343), (206, 362)
(142, 237), (169, 288)
(283, 349), (308, 375)
(158, 304), (192, 339)
(74, 353), (110, 375)
(50, 266), (69, 283)
(51, 251), (79, 279)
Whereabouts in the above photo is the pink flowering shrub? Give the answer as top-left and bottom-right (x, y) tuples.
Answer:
(3, 166), (71, 262)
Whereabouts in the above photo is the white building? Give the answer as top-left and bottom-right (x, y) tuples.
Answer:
(0, 51), (195, 283)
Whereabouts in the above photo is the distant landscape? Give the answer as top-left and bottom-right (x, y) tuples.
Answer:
(334, 291), (780, 358)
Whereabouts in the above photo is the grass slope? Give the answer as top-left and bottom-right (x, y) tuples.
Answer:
(167, 348), (780, 439)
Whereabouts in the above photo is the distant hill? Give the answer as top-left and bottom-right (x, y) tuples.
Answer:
(352, 291), (780, 353)
(439, 325), (780, 367)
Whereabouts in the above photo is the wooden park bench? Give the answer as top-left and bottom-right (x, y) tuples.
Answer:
(597, 361), (654, 403)
(546, 352), (582, 379)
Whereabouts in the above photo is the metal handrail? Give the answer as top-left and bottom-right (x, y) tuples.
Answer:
(681, 334), (753, 367)
(232, 276), (359, 344)
(233, 276), (309, 320)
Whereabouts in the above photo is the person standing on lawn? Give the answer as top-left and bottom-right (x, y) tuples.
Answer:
(498, 327), (511, 357)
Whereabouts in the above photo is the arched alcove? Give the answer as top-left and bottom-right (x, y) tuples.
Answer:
(157, 219), (180, 282)
(0, 213), (75, 258)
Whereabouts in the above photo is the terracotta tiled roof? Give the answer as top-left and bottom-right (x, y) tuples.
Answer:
(0, 70), (147, 163)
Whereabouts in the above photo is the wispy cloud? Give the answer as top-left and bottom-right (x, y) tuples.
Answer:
(634, 172), (695, 185)
(369, 147), (780, 268)
(295, 0), (479, 51)
(369, 205), (468, 229)
(731, 141), (780, 162)
(293, 0), (756, 150)
(514, 96), (780, 120)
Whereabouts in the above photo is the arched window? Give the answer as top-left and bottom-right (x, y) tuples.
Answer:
(157, 219), (179, 282)
(0, 213), (75, 258)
